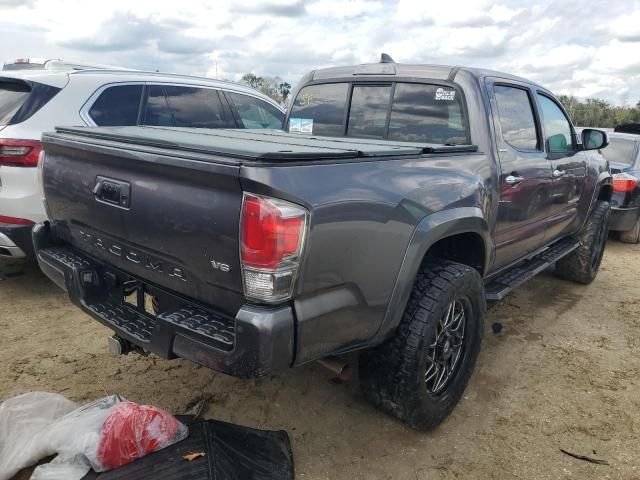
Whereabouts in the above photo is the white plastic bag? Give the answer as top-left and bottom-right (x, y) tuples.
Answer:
(30, 455), (92, 480)
(0, 392), (78, 480)
(0, 393), (188, 480)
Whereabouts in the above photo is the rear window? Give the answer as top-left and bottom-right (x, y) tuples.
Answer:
(0, 79), (60, 126)
(388, 84), (466, 144)
(289, 81), (468, 143)
(601, 138), (638, 166)
(89, 85), (143, 127)
(347, 85), (392, 138)
(289, 83), (349, 136)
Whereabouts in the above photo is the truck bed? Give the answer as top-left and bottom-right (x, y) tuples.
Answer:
(49, 126), (477, 162)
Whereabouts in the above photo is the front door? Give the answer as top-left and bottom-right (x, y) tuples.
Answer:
(535, 93), (587, 242)
(488, 81), (554, 270)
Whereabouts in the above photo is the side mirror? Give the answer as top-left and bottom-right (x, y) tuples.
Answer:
(581, 129), (609, 151)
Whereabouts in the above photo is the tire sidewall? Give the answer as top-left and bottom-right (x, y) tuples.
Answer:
(588, 202), (610, 277)
(405, 268), (485, 428)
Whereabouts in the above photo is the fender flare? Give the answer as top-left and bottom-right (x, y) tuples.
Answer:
(370, 207), (491, 345)
(581, 170), (613, 230)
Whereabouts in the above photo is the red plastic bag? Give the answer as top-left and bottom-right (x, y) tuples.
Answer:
(96, 402), (185, 470)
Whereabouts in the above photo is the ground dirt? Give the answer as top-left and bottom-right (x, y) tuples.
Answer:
(2, 239), (640, 479)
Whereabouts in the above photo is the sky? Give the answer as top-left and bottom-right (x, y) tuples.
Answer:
(0, 0), (638, 106)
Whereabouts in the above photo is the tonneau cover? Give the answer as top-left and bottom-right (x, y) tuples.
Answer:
(48, 126), (477, 162)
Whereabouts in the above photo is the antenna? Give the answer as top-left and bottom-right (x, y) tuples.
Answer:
(380, 53), (395, 64)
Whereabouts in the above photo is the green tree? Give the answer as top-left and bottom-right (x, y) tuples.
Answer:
(278, 82), (292, 104)
(558, 95), (640, 128)
(241, 73), (264, 89)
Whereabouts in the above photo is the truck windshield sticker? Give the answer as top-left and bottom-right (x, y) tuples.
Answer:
(435, 88), (456, 101)
(289, 117), (313, 134)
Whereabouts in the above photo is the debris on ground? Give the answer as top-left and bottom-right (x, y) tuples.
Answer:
(182, 452), (206, 462)
(560, 448), (609, 465)
(492, 322), (503, 334)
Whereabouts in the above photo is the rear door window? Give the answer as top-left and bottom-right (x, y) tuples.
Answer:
(289, 83), (349, 136)
(88, 85), (143, 126)
(0, 79), (60, 126)
(347, 85), (392, 138)
(163, 86), (236, 128)
(142, 85), (174, 127)
(388, 84), (466, 144)
(227, 92), (283, 129)
(493, 85), (539, 151)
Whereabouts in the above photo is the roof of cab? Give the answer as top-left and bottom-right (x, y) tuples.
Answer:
(309, 62), (538, 88)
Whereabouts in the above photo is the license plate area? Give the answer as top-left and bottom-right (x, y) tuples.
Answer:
(123, 280), (156, 317)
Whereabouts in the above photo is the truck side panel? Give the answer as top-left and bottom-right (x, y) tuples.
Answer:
(240, 153), (492, 364)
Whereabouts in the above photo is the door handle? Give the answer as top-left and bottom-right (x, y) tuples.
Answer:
(505, 175), (524, 185)
(553, 169), (566, 178)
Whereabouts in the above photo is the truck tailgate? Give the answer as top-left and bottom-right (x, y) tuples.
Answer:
(41, 131), (245, 315)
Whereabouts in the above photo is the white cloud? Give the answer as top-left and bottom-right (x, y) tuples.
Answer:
(0, 0), (638, 105)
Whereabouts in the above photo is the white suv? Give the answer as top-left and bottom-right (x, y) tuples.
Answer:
(0, 60), (285, 264)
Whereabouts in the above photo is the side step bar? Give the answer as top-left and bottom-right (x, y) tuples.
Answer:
(484, 238), (580, 301)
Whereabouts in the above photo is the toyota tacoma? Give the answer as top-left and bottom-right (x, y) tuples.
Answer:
(34, 60), (611, 430)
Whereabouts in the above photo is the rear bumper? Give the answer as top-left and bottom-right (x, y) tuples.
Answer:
(33, 222), (295, 378)
(610, 206), (640, 232)
(0, 223), (34, 260)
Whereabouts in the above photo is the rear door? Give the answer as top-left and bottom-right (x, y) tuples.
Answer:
(487, 80), (554, 269)
(535, 92), (587, 241)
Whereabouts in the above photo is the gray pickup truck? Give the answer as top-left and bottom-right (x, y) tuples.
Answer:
(34, 60), (611, 430)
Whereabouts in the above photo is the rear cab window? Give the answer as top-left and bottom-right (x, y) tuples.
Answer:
(288, 81), (468, 144)
(0, 78), (61, 126)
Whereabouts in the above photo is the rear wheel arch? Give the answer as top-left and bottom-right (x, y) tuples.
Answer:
(372, 208), (491, 344)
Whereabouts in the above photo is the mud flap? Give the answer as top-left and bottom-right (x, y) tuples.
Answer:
(81, 416), (294, 480)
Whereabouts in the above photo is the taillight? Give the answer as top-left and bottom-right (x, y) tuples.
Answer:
(0, 139), (42, 167)
(240, 193), (308, 303)
(612, 172), (638, 193)
(0, 215), (34, 225)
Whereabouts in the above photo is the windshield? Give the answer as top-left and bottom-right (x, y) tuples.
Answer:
(288, 81), (468, 144)
(601, 138), (637, 166)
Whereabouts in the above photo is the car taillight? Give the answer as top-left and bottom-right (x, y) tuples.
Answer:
(0, 215), (34, 225)
(612, 172), (638, 193)
(240, 193), (308, 303)
(0, 139), (42, 167)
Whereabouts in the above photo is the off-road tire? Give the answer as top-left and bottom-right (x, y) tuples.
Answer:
(555, 200), (610, 284)
(619, 218), (640, 244)
(359, 259), (485, 431)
